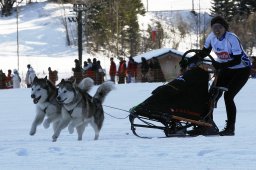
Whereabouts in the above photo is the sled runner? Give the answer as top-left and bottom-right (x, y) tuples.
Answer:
(129, 49), (227, 138)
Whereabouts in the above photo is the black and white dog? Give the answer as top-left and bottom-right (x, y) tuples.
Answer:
(52, 78), (114, 142)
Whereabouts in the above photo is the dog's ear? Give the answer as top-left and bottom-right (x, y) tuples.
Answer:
(32, 76), (38, 84)
(33, 76), (38, 83)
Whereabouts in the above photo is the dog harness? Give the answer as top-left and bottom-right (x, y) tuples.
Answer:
(64, 94), (82, 116)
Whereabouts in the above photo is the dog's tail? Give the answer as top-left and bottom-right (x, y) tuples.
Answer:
(78, 77), (94, 93)
(93, 81), (115, 103)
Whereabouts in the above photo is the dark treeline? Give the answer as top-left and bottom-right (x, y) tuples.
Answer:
(74, 0), (164, 57)
(1, 0), (16, 16)
(79, 0), (146, 57)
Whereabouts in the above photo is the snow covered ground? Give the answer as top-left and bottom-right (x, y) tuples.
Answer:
(1, 81), (256, 170)
(1, 0), (256, 169)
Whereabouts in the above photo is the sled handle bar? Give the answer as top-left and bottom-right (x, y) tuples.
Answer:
(182, 49), (215, 62)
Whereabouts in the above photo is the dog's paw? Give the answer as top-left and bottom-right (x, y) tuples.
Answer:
(29, 129), (36, 136)
(68, 126), (74, 134)
(43, 120), (50, 129)
(52, 135), (58, 142)
(94, 135), (99, 140)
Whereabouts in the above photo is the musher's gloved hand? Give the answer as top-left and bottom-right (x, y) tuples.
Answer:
(212, 61), (223, 69)
(179, 54), (201, 68)
(189, 54), (201, 63)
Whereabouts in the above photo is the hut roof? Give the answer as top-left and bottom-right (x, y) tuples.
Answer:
(133, 48), (185, 63)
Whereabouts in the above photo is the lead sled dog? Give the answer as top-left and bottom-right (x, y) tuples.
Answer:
(30, 76), (61, 136)
(52, 78), (114, 142)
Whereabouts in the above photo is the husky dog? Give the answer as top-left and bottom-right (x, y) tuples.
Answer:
(30, 76), (61, 136)
(52, 78), (114, 142)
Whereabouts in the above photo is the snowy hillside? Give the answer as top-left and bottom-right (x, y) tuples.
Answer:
(139, 0), (213, 51)
(140, 11), (212, 50)
(0, 2), (76, 75)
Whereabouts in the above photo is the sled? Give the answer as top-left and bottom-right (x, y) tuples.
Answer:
(129, 49), (227, 138)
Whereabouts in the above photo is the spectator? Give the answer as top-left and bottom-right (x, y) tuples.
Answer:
(28, 67), (36, 87)
(48, 67), (58, 85)
(0, 70), (6, 89)
(150, 57), (165, 82)
(250, 57), (256, 78)
(127, 57), (137, 83)
(84, 58), (94, 80)
(72, 59), (83, 83)
(141, 57), (149, 82)
(90, 58), (98, 82)
(117, 57), (126, 84)
(83, 59), (92, 72)
(82, 61), (88, 71)
(109, 57), (116, 83)
(25, 64), (36, 88)
(5, 69), (13, 89)
(87, 58), (93, 69)
(25, 64), (31, 88)
(12, 69), (21, 88)
(91, 58), (98, 72)
(96, 60), (105, 85)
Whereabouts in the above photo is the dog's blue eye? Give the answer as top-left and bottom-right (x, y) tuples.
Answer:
(64, 90), (67, 93)
(37, 88), (40, 91)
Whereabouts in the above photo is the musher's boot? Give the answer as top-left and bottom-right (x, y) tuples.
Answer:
(219, 120), (235, 136)
(203, 125), (219, 136)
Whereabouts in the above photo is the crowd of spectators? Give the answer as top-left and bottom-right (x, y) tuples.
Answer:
(0, 56), (167, 89)
(0, 69), (21, 89)
(0, 56), (166, 90)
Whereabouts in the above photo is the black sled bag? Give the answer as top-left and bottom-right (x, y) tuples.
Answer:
(142, 67), (210, 120)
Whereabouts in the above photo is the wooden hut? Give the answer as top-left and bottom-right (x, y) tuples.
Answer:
(133, 48), (184, 82)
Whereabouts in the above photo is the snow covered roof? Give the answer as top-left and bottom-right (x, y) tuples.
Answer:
(133, 48), (184, 63)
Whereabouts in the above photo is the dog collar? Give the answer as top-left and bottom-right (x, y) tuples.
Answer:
(64, 95), (82, 116)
